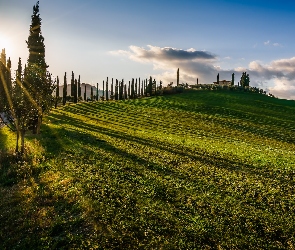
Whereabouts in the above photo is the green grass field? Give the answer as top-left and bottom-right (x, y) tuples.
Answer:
(1, 90), (295, 249)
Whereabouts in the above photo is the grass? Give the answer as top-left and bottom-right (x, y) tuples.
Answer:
(1, 89), (295, 249)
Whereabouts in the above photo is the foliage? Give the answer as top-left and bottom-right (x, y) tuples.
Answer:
(25, 1), (54, 134)
(240, 72), (250, 87)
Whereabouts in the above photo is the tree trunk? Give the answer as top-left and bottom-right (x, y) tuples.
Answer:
(15, 129), (19, 153)
(20, 129), (25, 154)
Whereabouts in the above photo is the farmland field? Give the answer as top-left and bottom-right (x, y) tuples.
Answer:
(1, 90), (295, 249)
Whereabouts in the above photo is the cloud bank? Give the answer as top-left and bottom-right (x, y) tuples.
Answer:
(110, 45), (295, 100)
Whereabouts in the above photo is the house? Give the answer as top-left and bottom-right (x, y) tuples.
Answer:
(213, 80), (232, 86)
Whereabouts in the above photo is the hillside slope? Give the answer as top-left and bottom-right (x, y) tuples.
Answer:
(1, 90), (295, 249)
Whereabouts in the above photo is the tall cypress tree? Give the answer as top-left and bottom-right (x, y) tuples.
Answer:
(96, 82), (99, 101)
(55, 76), (59, 108)
(115, 79), (118, 100)
(78, 75), (81, 99)
(111, 78), (114, 100)
(63, 72), (67, 105)
(177, 68), (179, 86)
(25, 1), (54, 134)
(71, 71), (74, 97)
(120, 79), (124, 100)
(106, 77), (109, 101)
(74, 79), (78, 103)
(102, 81), (105, 100)
(91, 86), (93, 101)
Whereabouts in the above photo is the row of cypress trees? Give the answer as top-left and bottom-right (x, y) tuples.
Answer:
(57, 75), (163, 106)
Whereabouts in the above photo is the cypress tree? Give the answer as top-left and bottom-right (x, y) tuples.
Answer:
(149, 76), (153, 96)
(128, 81), (130, 99)
(106, 77), (109, 101)
(135, 78), (137, 98)
(102, 81), (104, 100)
(78, 75), (81, 99)
(121, 79), (124, 100)
(26, 1), (54, 134)
(63, 72), (67, 105)
(91, 86), (93, 101)
(84, 84), (87, 101)
(124, 83), (127, 100)
(177, 68), (179, 86)
(138, 77), (141, 97)
(131, 78), (135, 99)
(141, 81), (144, 96)
(71, 71), (74, 97)
(111, 78), (114, 100)
(115, 79), (118, 100)
(231, 73), (235, 86)
(74, 79), (77, 103)
(96, 82), (99, 101)
(55, 76), (59, 108)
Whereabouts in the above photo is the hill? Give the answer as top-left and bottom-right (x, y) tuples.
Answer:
(1, 90), (295, 249)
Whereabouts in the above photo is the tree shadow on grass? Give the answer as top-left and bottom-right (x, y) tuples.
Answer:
(45, 112), (293, 186)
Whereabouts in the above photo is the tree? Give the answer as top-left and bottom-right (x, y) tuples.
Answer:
(106, 77), (109, 101)
(63, 72), (67, 105)
(25, 1), (54, 134)
(78, 75), (81, 99)
(96, 82), (99, 101)
(55, 76), (59, 108)
(240, 72), (250, 87)
(90, 86), (93, 101)
(0, 49), (13, 115)
(74, 79), (78, 103)
(177, 68), (179, 86)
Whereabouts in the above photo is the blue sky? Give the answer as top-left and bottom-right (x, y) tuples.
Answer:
(1, 0), (295, 99)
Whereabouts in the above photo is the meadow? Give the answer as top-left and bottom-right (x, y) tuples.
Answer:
(1, 89), (295, 249)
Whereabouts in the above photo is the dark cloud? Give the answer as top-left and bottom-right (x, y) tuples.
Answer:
(162, 48), (215, 60)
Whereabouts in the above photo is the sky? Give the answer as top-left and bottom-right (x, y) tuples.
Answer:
(1, 0), (295, 99)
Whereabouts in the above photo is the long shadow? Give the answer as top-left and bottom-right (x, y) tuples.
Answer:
(45, 112), (294, 185)
(66, 94), (295, 144)
(0, 172), (89, 249)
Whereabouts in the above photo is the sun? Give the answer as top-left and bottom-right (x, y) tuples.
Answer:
(0, 33), (12, 53)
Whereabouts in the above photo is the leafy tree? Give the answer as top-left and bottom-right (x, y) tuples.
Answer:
(25, 1), (54, 134)
(240, 72), (250, 87)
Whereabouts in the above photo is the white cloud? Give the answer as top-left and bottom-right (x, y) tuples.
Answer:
(264, 40), (270, 45)
(110, 45), (295, 99)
